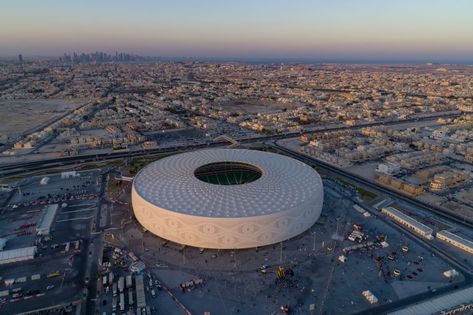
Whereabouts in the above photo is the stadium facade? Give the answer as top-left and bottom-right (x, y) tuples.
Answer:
(132, 149), (323, 249)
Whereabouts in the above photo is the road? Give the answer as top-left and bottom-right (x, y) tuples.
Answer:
(84, 234), (104, 315)
(270, 142), (473, 315)
(272, 142), (473, 229)
(0, 111), (461, 178)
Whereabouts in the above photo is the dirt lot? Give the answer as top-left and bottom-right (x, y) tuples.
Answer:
(0, 99), (87, 138)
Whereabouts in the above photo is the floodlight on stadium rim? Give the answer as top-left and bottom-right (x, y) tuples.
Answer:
(131, 148), (323, 249)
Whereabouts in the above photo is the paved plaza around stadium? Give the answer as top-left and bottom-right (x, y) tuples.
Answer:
(108, 173), (460, 315)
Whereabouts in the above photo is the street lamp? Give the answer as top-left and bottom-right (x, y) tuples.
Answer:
(312, 231), (317, 251)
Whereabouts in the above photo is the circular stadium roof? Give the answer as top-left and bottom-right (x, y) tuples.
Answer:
(133, 149), (322, 218)
(132, 149), (324, 249)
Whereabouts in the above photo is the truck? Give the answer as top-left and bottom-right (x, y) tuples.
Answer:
(0, 290), (9, 297)
(108, 272), (114, 285)
(119, 292), (125, 311)
(31, 274), (41, 281)
(118, 276), (125, 293)
(353, 205), (371, 217)
(102, 275), (108, 286)
(112, 296), (117, 311)
(126, 275), (132, 288)
(135, 274), (146, 308)
(11, 288), (22, 294)
(12, 292), (22, 298)
(112, 282), (117, 296)
(15, 277), (27, 283)
(128, 289), (134, 306)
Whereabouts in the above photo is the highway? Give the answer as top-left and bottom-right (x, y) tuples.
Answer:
(0, 111), (462, 178)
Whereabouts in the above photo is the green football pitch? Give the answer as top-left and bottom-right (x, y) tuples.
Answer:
(194, 162), (262, 185)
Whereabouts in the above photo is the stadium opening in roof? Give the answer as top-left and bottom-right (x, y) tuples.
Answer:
(194, 161), (263, 185)
(132, 149), (324, 249)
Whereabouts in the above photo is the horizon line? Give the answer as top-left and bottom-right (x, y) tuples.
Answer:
(1, 53), (473, 66)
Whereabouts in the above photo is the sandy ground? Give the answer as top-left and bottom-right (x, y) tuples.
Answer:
(0, 99), (87, 138)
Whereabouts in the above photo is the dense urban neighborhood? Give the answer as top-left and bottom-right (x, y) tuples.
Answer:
(0, 59), (473, 315)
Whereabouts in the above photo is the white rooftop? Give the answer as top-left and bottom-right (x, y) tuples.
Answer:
(0, 246), (37, 261)
(437, 230), (473, 250)
(382, 207), (433, 235)
(133, 149), (323, 218)
(388, 286), (473, 315)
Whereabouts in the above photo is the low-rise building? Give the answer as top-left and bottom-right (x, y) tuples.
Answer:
(0, 246), (37, 265)
(377, 175), (424, 196)
(436, 230), (473, 255)
(381, 207), (433, 239)
(36, 204), (59, 236)
(376, 162), (401, 175)
(430, 170), (469, 191)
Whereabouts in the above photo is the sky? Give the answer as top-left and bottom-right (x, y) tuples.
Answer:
(1, 0), (473, 62)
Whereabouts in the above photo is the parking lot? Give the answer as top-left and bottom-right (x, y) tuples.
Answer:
(0, 239), (87, 313)
(0, 170), (103, 314)
(7, 170), (100, 207)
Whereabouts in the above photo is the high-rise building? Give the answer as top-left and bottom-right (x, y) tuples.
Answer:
(18, 54), (23, 63)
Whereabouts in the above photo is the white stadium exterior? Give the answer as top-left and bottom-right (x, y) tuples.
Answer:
(132, 149), (323, 249)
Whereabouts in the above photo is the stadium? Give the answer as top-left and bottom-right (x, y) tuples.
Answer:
(131, 149), (324, 249)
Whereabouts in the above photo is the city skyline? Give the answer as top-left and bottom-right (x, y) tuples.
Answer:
(1, 0), (473, 63)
